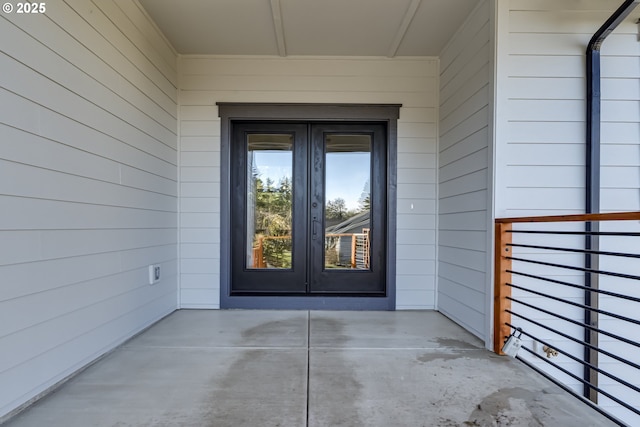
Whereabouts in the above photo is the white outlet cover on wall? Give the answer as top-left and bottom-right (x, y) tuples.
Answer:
(148, 265), (160, 285)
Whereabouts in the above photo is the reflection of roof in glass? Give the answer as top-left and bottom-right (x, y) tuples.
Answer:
(325, 210), (370, 234)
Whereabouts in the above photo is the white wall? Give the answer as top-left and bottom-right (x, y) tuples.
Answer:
(495, 0), (640, 423)
(0, 0), (178, 419)
(437, 0), (493, 340)
(178, 56), (438, 309)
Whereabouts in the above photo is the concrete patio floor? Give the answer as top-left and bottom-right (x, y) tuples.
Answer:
(4, 310), (614, 426)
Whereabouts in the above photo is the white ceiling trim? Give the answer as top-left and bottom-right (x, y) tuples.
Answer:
(270, 0), (287, 57)
(387, 0), (422, 58)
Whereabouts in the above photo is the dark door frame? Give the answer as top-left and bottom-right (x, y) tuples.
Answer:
(217, 103), (401, 310)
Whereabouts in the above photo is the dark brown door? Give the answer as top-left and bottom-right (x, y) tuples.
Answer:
(230, 122), (386, 296)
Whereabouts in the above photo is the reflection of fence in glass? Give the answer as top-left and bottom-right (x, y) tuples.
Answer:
(324, 229), (370, 270)
(252, 229), (370, 270)
(252, 236), (292, 269)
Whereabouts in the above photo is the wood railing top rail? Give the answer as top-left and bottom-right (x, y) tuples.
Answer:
(495, 211), (640, 224)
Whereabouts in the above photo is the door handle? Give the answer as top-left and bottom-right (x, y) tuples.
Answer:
(312, 217), (319, 239)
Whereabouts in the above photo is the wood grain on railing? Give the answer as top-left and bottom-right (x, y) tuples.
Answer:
(495, 211), (640, 224)
(494, 222), (513, 355)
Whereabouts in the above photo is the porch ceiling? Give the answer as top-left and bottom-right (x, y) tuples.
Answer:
(139, 0), (481, 57)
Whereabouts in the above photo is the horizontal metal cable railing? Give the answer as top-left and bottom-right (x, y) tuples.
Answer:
(494, 212), (640, 427)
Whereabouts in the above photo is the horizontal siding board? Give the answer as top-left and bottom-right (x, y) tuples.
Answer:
(1, 0), (178, 419)
(439, 190), (488, 214)
(180, 136), (219, 152)
(120, 165), (178, 197)
(0, 229), (176, 268)
(504, 188), (584, 210)
(90, 0), (177, 86)
(440, 62), (490, 120)
(0, 125), (121, 185)
(396, 229), (435, 245)
(180, 213), (220, 229)
(440, 86), (490, 135)
(440, 106), (489, 149)
(437, 277), (484, 313)
(41, 1), (177, 106)
(438, 293), (484, 338)
(180, 166), (220, 183)
(439, 169), (488, 198)
(396, 244), (436, 261)
(439, 148), (488, 183)
(180, 74), (435, 93)
(180, 289), (219, 309)
(439, 230), (486, 252)
(508, 99), (584, 122)
(397, 153), (436, 169)
(508, 121), (585, 143)
(0, 55), (177, 164)
(180, 198), (220, 214)
(397, 138), (437, 154)
(396, 214), (436, 230)
(0, 90), (176, 180)
(440, 128), (489, 167)
(509, 33), (590, 56)
(398, 107), (436, 123)
(439, 211), (487, 231)
(398, 183), (436, 199)
(439, 246), (486, 272)
(112, 0), (177, 72)
(0, 253), (121, 303)
(180, 151), (221, 167)
(179, 89), (434, 108)
(506, 143), (584, 166)
(509, 55), (585, 78)
(508, 77), (584, 100)
(1, 18), (177, 146)
(181, 274), (219, 289)
(180, 56), (438, 77)
(441, 42), (491, 104)
(180, 183), (221, 198)
(0, 160), (176, 212)
(440, 20), (490, 90)
(65, 0), (177, 101)
(509, 10), (613, 34)
(3, 7), (177, 122)
(396, 199), (436, 215)
(180, 228), (220, 244)
(506, 165), (583, 187)
(0, 196), (177, 230)
(396, 290), (435, 309)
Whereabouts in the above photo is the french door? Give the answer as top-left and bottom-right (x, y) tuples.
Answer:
(230, 122), (387, 296)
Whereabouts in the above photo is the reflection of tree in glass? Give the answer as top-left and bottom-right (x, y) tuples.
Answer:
(253, 174), (293, 268)
(326, 198), (347, 220)
(358, 178), (371, 212)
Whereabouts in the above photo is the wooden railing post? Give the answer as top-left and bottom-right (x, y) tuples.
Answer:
(253, 237), (266, 268)
(351, 235), (357, 268)
(494, 222), (513, 354)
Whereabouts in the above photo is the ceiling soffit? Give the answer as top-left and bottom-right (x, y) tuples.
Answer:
(139, 0), (481, 57)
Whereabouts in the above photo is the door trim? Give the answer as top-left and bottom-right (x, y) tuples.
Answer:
(218, 103), (401, 310)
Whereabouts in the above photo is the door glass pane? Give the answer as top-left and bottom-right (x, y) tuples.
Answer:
(246, 134), (293, 270)
(324, 135), (371, 270)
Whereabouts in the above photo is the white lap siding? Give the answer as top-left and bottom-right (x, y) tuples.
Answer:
(438, 0), (494, 341)
(0, 1), (178, 419)
(178, 56), (438, 309)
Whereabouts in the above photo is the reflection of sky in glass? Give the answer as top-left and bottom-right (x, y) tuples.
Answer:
(253, 151), (292, 184)
(253, 151), (369, 210)
(326, 152), (369, 210)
